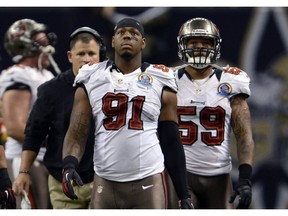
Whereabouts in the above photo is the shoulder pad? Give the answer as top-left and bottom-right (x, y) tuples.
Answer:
(148, 64), (174, 78)
(147, 64), (177, 92)
(74, 61), (108, 87)
(220, 66), (251, 98)
(224, 67), (242, 75)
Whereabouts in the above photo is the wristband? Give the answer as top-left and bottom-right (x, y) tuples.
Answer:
(63, 155), (79, 170)
(239, 163), (252, 179)
(19, 170), (31, 175)
(0, 168), (10, 178)
(0, 168), (12, 188)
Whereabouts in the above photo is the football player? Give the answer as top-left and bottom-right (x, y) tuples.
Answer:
(0, 18), (57, 208)
(62, 17), (193, 209)
(170, 17), (254, 209)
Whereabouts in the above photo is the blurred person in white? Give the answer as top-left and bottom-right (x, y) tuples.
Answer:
(0, 18), (59, 208)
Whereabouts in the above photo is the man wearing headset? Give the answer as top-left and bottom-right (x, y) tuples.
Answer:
(12, 26), (107, 209)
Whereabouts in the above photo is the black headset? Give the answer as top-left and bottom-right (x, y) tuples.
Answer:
(69, 27), (107, 61)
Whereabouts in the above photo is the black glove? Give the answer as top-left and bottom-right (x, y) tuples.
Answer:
(0, 168), (16, 209)
(62, 156), (83, 200)
(229, 164), (252, 209)
(179, 198), (194, 209)
(0, 187), (16, 209)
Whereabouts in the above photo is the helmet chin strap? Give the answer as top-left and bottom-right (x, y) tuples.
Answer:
(40, 45), (55, 54)
(38, 53), (44, 72)
(38, 45), (61, 74)
(48, 54), (61, 75)
(209, 63), (225, 71)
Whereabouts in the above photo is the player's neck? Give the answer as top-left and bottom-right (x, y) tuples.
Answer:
(114, 55), (142, 74)
(185, 66), (213, 80)
(19, 56), (39, 69)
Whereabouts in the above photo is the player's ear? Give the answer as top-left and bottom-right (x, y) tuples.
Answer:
(141, 38), (146, 50)
(67, 51), (72, 64)
(111, 36), (115, 48)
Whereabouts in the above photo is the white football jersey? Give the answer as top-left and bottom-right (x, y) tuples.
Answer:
(75, 61), (177, 182)
(0, 64), (54, 160)
(175, 66), (251, 176)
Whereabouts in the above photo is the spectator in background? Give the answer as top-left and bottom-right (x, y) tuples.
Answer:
(0, 18), (58, 208)
(12, 27), (107, 209)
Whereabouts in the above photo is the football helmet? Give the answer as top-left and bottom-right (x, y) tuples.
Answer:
(4, 18), (57, 63)
(177, 17), (222, 69)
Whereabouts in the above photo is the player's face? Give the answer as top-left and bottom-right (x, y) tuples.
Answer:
(68, 39), (100, 75)
(112, 27), (145, 59)
(186, 38), (213, 56)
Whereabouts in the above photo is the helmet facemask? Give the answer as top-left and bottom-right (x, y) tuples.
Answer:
(177, 18), (222, 69)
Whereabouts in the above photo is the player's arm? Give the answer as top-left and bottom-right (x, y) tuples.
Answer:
(230, 94), (254, 209)
(62, 85), (91, 200)
(158, 87), (192, 209)
(13, 89), (51, 195)
(63, 85), (91, 160)
(0, 145), (7, 168)
(12, 150), (37, 196)
(231, 94), (254, 165)
(2, 89), (31, 144)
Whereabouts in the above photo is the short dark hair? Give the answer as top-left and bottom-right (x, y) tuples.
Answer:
(69, 26), (107, 61)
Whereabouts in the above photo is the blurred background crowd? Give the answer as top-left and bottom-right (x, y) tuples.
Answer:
(0, 6), (288, 209)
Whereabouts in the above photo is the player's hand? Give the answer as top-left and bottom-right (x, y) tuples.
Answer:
(0, 187), (16, 209)
(62, 168), (83, 200)
(13, 172), (31, 196)
(0, 168), (16, 209)
(179, 198), (194, 209)
(229, 178), (252, 209)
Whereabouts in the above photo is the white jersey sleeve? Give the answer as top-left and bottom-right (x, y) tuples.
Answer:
(0, 65), (54, 101)
(147, 64), (178, 93)
(74, 60), (110, 87)
(220, 66), (251, 99)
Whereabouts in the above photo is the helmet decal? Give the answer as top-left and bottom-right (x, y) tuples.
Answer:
(9, 23), (27, 42)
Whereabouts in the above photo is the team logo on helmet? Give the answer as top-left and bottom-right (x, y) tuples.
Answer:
(137, 72), (153, 87)
(9, 23), (26, 41)
(217, 82), (232, 96)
